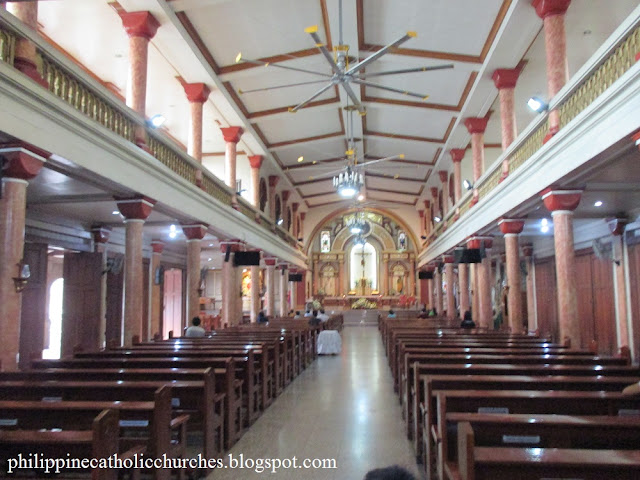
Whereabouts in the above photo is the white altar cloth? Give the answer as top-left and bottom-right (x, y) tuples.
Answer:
(317, 330), (342, 355)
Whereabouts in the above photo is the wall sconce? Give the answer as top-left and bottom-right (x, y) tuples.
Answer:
(13, 261), (30, 293)
(463, 179), (473, 191)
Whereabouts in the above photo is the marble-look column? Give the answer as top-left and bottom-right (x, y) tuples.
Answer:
(609, 218), (630, 350)
(434, 267), (443, 314)
(289, 269), (297, 313)
(149, 240), (164, 339)
(6, 2), (47, 86)
(499, 219), (525, 332)
(182, 224), (207, 323)
(408, 259), (416, 297)
(418, 210), (426, 240)
(458, 263), (470, 317)
(278, 263), (288, 317)
(382, 255), (389, 296)
(541, 188), (582, 347)
(268, 176), (279, 222)
(250, 263), (261, 323)
(299, 212), (306, 240)
(443, 255), (456, 318)
(469, 262), (478, 320)
(492, 68), (520, 180)
(221, 240), (242, 326)
(431, 187), (439, 221)
(248, 155), (264, 208)
(426, 265), (435, 309)
(424, 200), (432, 237)
(183, 83), (210, 186)
(91, 227), (111, 346)
(281, 190), (291, 230)
(533, 0), (571, 137)
(337, 254), (345, 296)
(220, 127), (243, 200)
(0, 144), (46, 371)
(438, 171), (449, 217)
(116, 196), (156, 346)
(119, 11), (160, 146)
(312, 258), (320, 296)
(464, 117), (489, 205)
(522, 244), (537, 332)
(450, 149), (465, 204)
(291, 203), (300, 240)
(264, 257), (277, 317)
(468, 236), (493, 328)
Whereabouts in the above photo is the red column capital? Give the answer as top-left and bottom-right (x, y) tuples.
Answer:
(442, 254), (455, 264)
(498, 218), (526, 235)
(0, 143), (48, 180)
(418, 209), (425, 218)
(91, 226), (111, 245)
(430, 187), (439, 199)
(300, 212), (306, 221)
(607, 217), (628, 236)
(291, 202), (300, 213)
(114, 196), (156, 220)
(532, 0), (571, 19)
(268, 175), (280, 188)
(438, 170), (448, 183)
(424, 200), (431, 209)
(151, 240), (165, 254)
(119, 11), (160, 40)
(249, 155), (264, 169)
(281, 190), (291, 202)
(541, 188), (582, 212)
(449, 149), (465, 163)
(220, 126), (243, 144)
(182, 223), (208, 240)
(183, 83), (210, 103)
(467, 236), (494, 249)
(492, 68), (521, 89)
(220, 239), (243, 253)
(464, 117), (489, 134)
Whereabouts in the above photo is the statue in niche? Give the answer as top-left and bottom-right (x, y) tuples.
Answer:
(392, 264), (406, 295)
(321, 265), (336, 296)
(320, 230), (331, 253)
(398, 231), (407, 251)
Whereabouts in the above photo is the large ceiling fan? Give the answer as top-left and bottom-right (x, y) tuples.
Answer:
(235, 0), (454, 114)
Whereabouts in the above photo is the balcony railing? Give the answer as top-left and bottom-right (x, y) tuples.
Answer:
(0, 10), (302, 252)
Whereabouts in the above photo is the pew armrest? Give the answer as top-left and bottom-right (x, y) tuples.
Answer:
(170, 414), (191, 429)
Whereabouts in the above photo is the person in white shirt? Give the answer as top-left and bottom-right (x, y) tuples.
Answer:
(303, 310), (313, 318)
(185, 317), (205, 337)
(317, 309), (330, 322)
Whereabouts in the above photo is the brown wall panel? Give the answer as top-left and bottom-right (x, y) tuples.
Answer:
(105, 255), (124, 345)
(575, 253), (595, 349)
(19, 243), (48, 369)
(591, 255), (616, 355)
(627, 243), (640, 362)
(534, 259), (558, 340)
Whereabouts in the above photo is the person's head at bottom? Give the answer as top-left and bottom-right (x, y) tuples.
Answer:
(191, 317), (201, 326)
(364, 465), (417, 480)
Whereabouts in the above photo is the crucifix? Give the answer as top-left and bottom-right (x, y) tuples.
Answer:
(356, 243), (372, 296)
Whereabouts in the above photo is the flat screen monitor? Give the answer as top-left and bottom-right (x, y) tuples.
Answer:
(288, 273), (303, 282)
(233, 251), (260, 266)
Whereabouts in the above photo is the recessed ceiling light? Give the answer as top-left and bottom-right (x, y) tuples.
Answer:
(169, 231), (177, 239)
(541, 218), (548, 227)
(357, 194), (364, 201)
(297, 156), (304, 163)
(541, 225), (549, 233)
(209, 243), (214, 247)
(208, 258), (212, 261)
(594, 200), (603, 207)
(112, 210), (119, 215)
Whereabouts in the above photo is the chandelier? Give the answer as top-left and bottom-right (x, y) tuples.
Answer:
(333, 167), (364, 198)
(348, 212), (367, 234)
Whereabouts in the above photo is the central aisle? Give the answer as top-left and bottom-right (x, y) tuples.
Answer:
(210, 326), (424, 479)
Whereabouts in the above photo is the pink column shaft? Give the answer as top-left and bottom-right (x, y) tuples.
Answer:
(459, 263), (469, 317)
(222, 253), (239, 326)
(225, 141), (237, 192)
(186, 239), (201, 322)
(525, 256), (537, 331)
(123, 219), (144, 346)
(505, 234), (523, 332)
(552, 211), (579, 347)
(265, 264), (275, 317)
(478, 254), (492, 328)
(445, 263), (455, 318)
(471, 132), (485, 182)
(189, 101), (203, 161)
(434, 269), (443, 314)
(150, 251), (162, 338)
(6, 2), (37, 60)
(251, 168), (260, 207)
(453, 162), (462, 203)
(127, 36), (149, 116)
(499, 87), (516, 177)
(0, 179), (27, 371)
(612, 236), (630, 348)
(543, 14), (569, 132)
(250, 266), (260, 322)
(470, 264), (479, 321)
(279, 268), (288, 317)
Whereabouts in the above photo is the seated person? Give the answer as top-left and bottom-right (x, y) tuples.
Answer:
(460, 310), (476, 329)
(364, 465), (417, 480)
(387, 309), (397, 319)
(622, 381), (640, 395)
(303, 310), (313, 317)
(317, 309), (330, 322)
(308, 313), (321, 326)
(185, 317), (205, 337)
(428, 308), (437, 317)
(293, 310), (302, 319)
(257, 311), (268, 323)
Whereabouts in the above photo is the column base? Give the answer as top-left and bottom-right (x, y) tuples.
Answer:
(13, 57), (48, 88)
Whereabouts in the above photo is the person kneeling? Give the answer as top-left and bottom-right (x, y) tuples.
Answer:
(460, 311), (475, 329)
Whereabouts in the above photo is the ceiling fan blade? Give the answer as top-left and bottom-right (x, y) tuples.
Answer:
(304, 167), (347, 180)
(341, 82), (367, 115)
(238, 79), (333, 95)
(289, 82), (336, 112)
(235, 53), (331, 77)
(305, 25), (341, 75)
(352, 79), (429, 100)
(355, 64), (454, 78)
(345, 31), (417, 75)
(358, 154), (405, 168)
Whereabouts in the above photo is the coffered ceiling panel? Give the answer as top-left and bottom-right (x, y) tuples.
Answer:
(365, 105), (455, 140)
(277, 137), (347, 167)
(257, 108), (342, 145)
(363, 136), (440, 163)
(366, 190), (417, 205)
(366, 176), (424, 194)
(362, 0), (505, 57)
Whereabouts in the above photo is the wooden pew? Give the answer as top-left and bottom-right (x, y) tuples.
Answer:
(431, 390), (640, 480)
(0, 408), (122, 480)
(456, 421), (640, 480)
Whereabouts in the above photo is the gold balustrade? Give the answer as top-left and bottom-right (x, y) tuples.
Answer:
(147, 136), (198, 185)
(201, 174), (233, 205)
(0, 26), (16, 65)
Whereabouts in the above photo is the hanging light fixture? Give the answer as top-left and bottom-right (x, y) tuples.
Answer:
(333, 167), (364, 198)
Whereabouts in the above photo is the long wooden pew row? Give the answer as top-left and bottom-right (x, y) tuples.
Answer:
(0, 409), (131, 480)
(0, 387), (182, 480)
(74, 348), (263, 423)
(447, 413), (640, 480)
(0, 369), (223, 462)
(455, 421), (640, 480)
(430, 390), (640, 480)
(31, 358), (238, 451)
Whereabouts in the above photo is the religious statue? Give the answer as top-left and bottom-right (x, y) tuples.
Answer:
(320, 231), (331, 253)
(398, 231), (407, 251)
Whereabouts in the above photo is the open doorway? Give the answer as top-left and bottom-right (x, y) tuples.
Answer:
(43, 277), (63, 359)
(163, 268), (183, 338)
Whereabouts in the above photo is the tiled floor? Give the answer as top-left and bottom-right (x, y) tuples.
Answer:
(209, 326), (424, 479)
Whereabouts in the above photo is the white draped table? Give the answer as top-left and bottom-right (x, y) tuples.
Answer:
(316, 330), (342, 355)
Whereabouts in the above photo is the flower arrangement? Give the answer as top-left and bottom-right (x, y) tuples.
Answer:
(397, 294), (417, 308)
(351, 298), (378, 309)
(311, 299), (322, 310)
